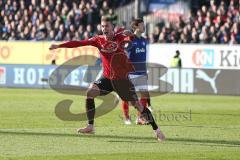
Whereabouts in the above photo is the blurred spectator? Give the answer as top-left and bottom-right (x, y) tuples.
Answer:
(0, 0), (132, 41)
(107, 8), (118, 25)
(152, 25), (161, 43)
(149, 0), (240, 44)
(1, 0), (239, 45)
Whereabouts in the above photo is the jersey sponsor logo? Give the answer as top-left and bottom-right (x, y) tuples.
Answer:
(135, 48), (145, 54)
(0, 67), (6, 85)
(100, 41), (118, 53)
(101, 40), (133, 53)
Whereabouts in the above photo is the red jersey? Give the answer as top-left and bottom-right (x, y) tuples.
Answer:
(59, 33), (134, 80)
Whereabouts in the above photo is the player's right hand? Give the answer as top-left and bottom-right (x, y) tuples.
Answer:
(122, 30), (134, 36)
(49, 44), (59, 50)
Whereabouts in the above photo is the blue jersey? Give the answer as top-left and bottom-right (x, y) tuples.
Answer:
(128, 36), (148, 75)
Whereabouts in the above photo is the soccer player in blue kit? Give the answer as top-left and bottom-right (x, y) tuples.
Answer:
(122, 18), (153, 125)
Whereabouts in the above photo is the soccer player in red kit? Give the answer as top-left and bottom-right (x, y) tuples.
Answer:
(49, 16), (165, 141)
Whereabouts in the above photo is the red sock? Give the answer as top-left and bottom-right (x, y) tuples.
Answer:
(122, 101), (130, 119)
(140, 98), (147, 108)
(136, 99), (148, 117)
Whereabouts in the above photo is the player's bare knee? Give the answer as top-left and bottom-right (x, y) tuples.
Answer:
(86, 84), (100, 98)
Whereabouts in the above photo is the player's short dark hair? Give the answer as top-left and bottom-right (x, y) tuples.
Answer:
(131, 18), (144, 31)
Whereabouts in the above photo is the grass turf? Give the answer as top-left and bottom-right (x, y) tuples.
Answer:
(0, 88), (240, 160)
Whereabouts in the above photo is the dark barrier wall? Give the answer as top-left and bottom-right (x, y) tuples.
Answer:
(157, 68), (240, 95)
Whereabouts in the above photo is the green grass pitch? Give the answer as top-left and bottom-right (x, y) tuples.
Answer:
(0, 88), (240, 160)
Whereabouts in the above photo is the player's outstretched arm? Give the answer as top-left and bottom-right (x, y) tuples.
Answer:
(49, 39), (98, 50)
